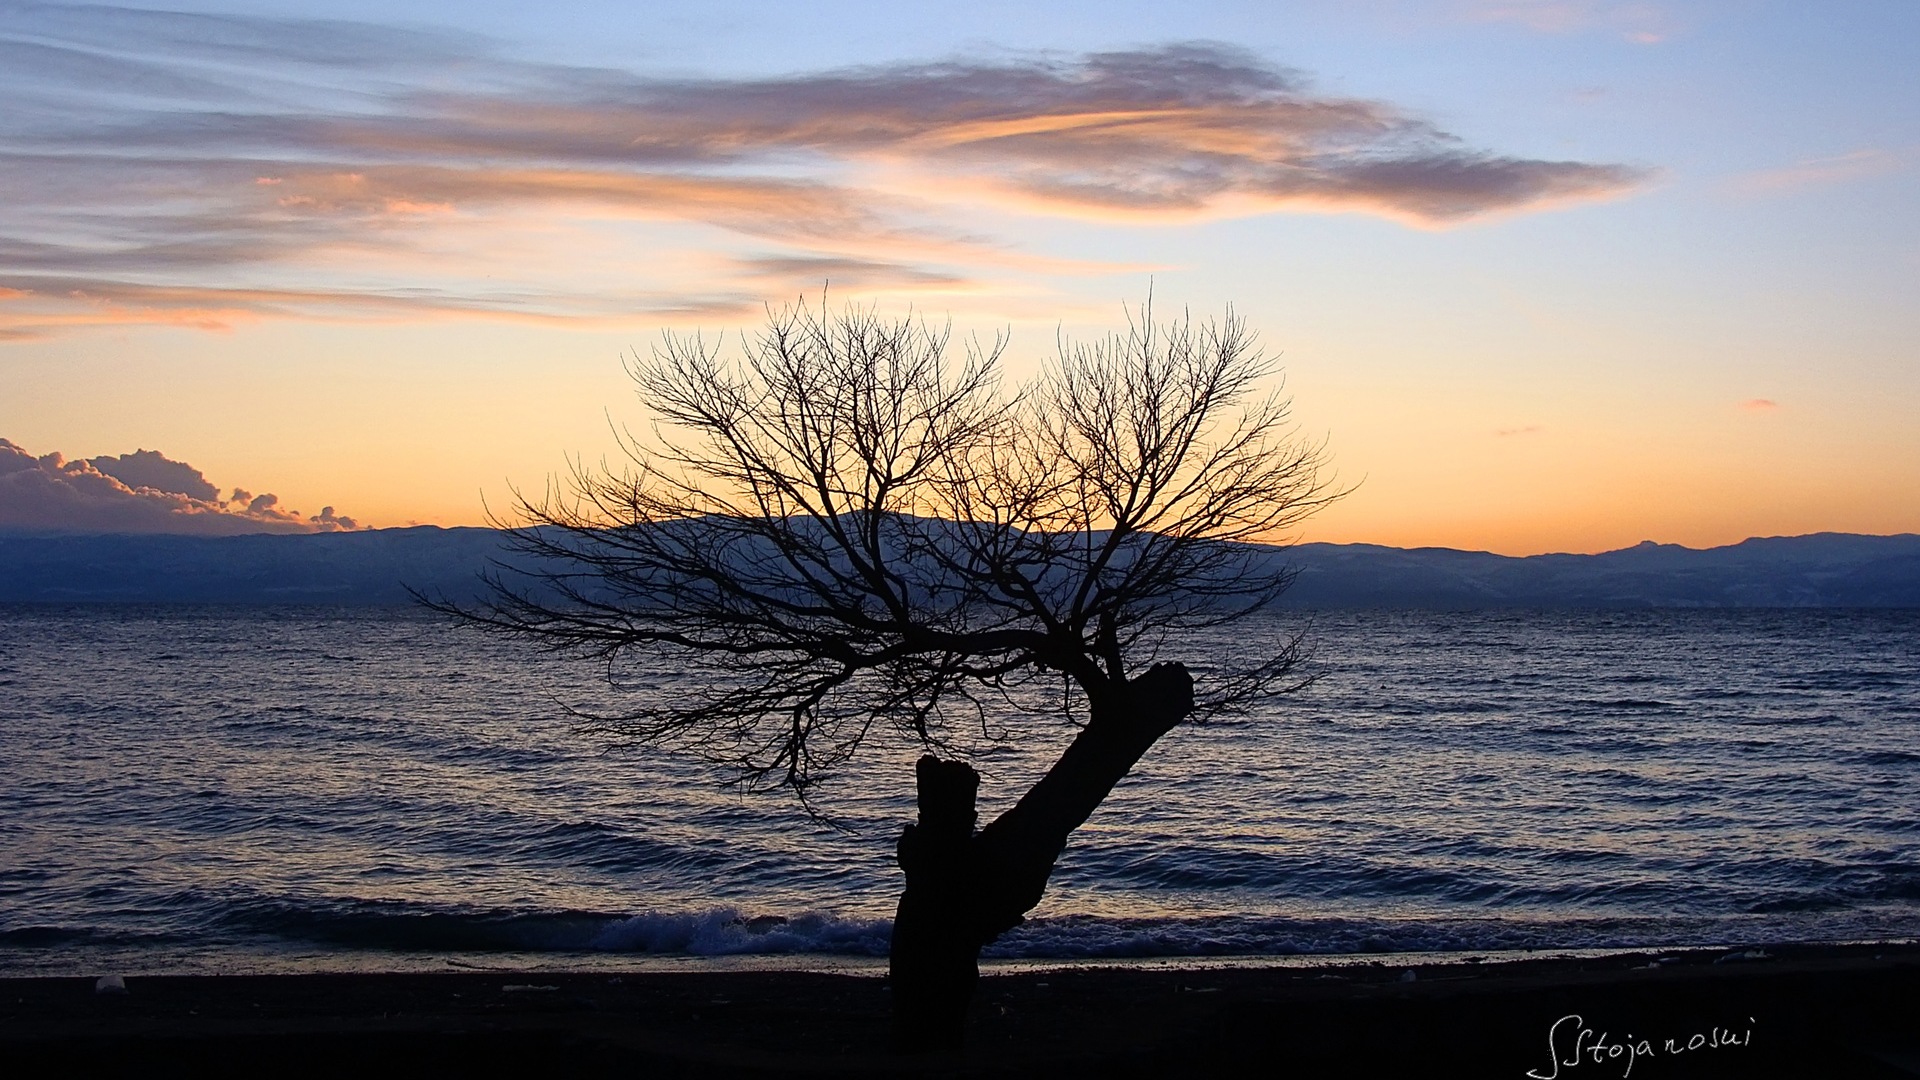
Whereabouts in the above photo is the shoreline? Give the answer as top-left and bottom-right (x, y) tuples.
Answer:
(10, 936), (1916, 980)
(7, 942), (1915, 1076)
(12, 935), (1915, 981)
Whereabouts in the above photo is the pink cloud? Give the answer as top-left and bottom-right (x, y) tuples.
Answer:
(1730, 149), (1902, 197)
(1462, 1), (1675, 43)
(0, 438), (359, 535)
(0, 10), (1650, 339)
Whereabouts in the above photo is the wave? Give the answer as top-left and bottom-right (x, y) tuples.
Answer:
(202, 895), (894, 956)
(7, 607), (1918, 978)
(14, 891), (1915, 967)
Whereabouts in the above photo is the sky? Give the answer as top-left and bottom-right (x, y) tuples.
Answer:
(1, 0), (1915, 554)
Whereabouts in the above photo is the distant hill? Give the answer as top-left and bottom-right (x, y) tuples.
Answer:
(1, 527), (1917, 608)
(1279, 534), (1920, 608)
(0, 526), (515, 605)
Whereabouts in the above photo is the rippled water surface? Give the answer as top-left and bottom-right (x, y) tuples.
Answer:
(2, 606), (1916, 974)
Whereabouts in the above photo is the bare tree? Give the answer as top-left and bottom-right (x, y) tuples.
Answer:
(446, 295), (1339, 1049)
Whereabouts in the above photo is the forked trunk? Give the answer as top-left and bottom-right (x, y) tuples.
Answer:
(888, 662), (1195, 1051)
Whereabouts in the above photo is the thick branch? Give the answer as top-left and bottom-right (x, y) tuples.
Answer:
(971, 660), (1195, 936)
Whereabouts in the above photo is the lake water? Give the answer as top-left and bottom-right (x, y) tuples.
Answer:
(2, 606), (1916, 975)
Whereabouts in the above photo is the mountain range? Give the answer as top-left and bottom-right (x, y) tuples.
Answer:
(1, 527), (1916, 608)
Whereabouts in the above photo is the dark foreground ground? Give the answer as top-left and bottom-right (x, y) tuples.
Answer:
(4, 943), (1916, 1077)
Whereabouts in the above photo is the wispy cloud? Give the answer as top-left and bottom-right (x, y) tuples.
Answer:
(1730, 149), (1903, 197)
(0, 4), (1648, 338)
(0, 437), (359, 534)
(1460, 1), (1676, 43)
(0, 273), (770, 341)
(1739, 398), (1780, 412)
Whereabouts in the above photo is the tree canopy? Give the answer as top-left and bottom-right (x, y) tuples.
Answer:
(458, 296), (1338, 799)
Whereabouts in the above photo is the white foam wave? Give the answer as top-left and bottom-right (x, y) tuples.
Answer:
(585, 908), (893, 956)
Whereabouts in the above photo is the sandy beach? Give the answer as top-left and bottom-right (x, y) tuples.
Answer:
(5, 943), (1914, 1076)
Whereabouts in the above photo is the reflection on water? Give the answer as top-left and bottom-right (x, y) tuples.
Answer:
(1, 606), (1915, 974)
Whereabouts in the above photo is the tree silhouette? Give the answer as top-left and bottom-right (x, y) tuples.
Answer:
(448, 295), (1339, 1050)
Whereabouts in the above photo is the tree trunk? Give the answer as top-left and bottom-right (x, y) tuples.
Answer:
(888, 662), (1195, 1051)
(889, 756), (983, 1051)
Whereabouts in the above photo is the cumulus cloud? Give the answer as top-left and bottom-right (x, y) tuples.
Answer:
(0, 437), (358, 535)
(0, 5), (1649, 339)
(85, 447), (220, 500)
(309, 505), (357, 529)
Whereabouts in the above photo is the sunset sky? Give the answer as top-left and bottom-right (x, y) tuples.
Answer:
(2, 0), (1915, 553)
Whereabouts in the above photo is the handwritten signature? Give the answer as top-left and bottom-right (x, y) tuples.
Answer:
(1526, 1013), (1755, 1079)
